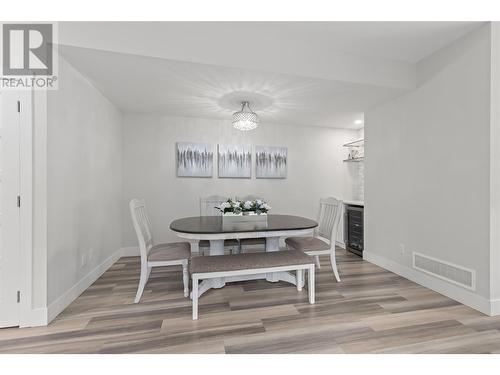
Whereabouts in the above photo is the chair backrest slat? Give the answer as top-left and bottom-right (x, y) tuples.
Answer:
(130, 198), (154, 260)
(200, 195), (227, 216)
(316, 197), (343, 244)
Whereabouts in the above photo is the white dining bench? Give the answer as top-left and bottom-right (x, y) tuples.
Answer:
(190, 250), (315, 320)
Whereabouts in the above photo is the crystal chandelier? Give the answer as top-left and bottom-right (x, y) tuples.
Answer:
(232, 101), (259, 131)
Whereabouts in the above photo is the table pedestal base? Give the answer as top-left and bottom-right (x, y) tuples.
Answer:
(264, 237), (297, 285)
(190, 237), (300, 299)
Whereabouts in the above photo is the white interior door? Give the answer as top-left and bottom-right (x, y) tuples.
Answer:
(0, 91), (21, 327)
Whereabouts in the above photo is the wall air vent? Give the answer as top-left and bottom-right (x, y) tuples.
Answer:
(413, 252), (475, 291)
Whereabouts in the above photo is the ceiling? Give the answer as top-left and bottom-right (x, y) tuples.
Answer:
(56, 21), (484, 129)
(248, 22), (482, 63)
(58, 45), (405, 129)
(58, 22), (482, 64)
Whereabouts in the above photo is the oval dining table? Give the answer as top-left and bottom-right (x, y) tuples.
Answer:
(170, 214), (318, 297)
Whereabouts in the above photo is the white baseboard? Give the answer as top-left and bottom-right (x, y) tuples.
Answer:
(47, 247), (135, 323)
(120, 246), (139, 257)
(21, 247), (140, 327)
(336, 241), (346, 249)
(42, 247), (500, 324)
(490, 299), (500, 316)
(363, 251), (495, 316)
(20, 307), (48, 327)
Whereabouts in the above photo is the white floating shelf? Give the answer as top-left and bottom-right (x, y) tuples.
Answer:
(343, 157), (364, 163)
(343, 139), (364, 148)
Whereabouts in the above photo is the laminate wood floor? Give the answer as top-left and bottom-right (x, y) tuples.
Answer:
(2, 249), (500, 354)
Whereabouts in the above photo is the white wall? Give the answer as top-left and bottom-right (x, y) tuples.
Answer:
(46, 55), (123, 309)
(364, 24), (494, 314)
(121, 113), (359, 247)
(489, 22), (500, 313)
(355, 127), (365, 201)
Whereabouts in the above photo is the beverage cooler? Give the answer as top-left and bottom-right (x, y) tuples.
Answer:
(345, 204), (364, 256)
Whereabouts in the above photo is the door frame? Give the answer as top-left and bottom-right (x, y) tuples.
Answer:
(18, 89), (34, 326)
(2, 89), (37, 326)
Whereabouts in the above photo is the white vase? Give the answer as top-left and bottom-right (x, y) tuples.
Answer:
(222, 212), (268, 231)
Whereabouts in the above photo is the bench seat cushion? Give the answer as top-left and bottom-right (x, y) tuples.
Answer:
(199, 239), (240, 248)
(285, 236), (330, 252)
(148, 242), (190, 262)
(190, 250), (313, 274)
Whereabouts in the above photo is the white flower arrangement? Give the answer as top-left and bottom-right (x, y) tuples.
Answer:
(216, 198), (271, 214)
(243, 200), (253, 210)
(218, 201), (231, 211)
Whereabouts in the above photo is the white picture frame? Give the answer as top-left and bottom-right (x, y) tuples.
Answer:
(176, 142), (213, 177)
(218, 144), (252, 178)
(255, 145), (287, 179)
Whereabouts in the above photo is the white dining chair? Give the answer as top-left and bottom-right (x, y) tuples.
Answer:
(199, 195), (240, 255)
(239, 195), (267, 252)
(285, 197), (343, 281)
(130, 198), (190, 302)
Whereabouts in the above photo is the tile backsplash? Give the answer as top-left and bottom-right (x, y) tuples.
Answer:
(357, 161), (364, 201)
